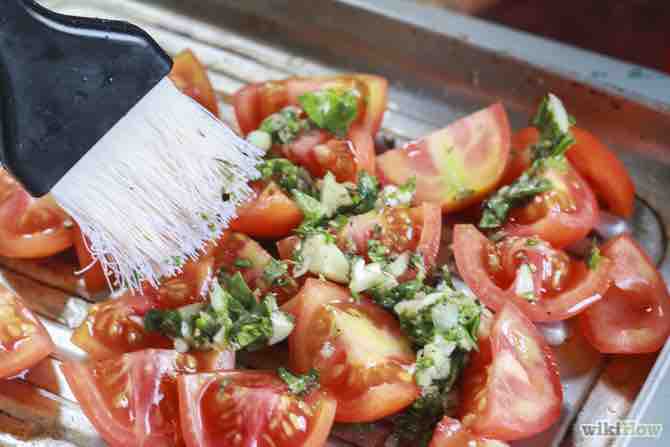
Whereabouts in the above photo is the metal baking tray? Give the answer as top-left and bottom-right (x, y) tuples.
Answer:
(1, 0), (669, 445)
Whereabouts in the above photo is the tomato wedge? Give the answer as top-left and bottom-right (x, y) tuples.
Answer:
(178, 370), (337, 447)
(430, 417), (509, 447)
(453, 224), (611, 321)
(233, 75), (385, 182)
(62, 349), (234, 447)
(230, 181), (304, 239)
(579, 235), (670, 353)
(71, 292), (172, 360)
(287, 279), (418, 422)
(72, 231), (290, 359)
(377, 104), (511, 213)
(0, 169), (73, 258)
(459, 303), (562, 441)
(169, 49), (219, 116)
(338, 203), (442, 273)
(233, 74), (387, 136)
(505, 127), (635, 218)
(0, 285), (54, 378)
(504, 163), (599, 249)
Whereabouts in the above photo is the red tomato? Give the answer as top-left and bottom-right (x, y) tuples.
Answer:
(178, 370), (337, 447)
(579, 235), (670, 353)
(338, 203), (442, 273)
(453, 224), (611, 322)
(72, 227), (109, 295)
(430, 417), (509, 447)
(71, 292), (172, 360)
(169, 49), (219, 116)
(505, 127), (635, 218)
(288, 279), (418, 422)
(230, 181), (304, 239)
(72, 232), (288, 359)
(0, 285), (54, 378)
(500, 127), (536, 186)
(282, 126), (375, 182)
(459, 303), (563, 441)
(504, 163), (599, 249)
(233, 74), (388, 136)
(233, 75), (385, 182)
(62, 349), (234, 447)
(0, 169), (73, 258)
(376, 104), (511, 213)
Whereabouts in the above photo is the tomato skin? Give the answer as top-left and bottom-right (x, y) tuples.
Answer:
(72, 232), (286, 359)
(169, 49), (219, 116)
(504, 164), (599, 249)
(338, 203), (442, 272)
(288, 279), (419, 422)
(233, 74), (388, 136)
(178, 370), (337, 447)
(579, 235), (670, 353)
(0, 286), (54, 379)
(506, 127), (635, 218)
(232, 75), (384, 181)
(0, 170), (73, 258)
(71, 292), (172, 360)
(453, 224), (611, 322)
(62, 349), (234, 447)
(377, 103), (510, 213)
(230, 181), (304, 239)
(430, 417), (509, 447)
(459, 303), (562, 441)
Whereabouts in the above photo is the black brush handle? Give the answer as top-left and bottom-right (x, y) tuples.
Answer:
(0, 0), (172, 196)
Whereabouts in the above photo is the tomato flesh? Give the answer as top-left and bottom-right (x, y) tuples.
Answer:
(504, 164), (599, 249)
(72, 227), (109, 295)
(169, 49), (219, 116)
(0, 286), (54, 379)
(579, 235), (670, 353)
(377, 103), (510, 213)
(230, 181), (304, 239)
(0, 169), (73, 258)
(232, 75), (385, 182)
(72, 231), (289, 359)
(233, 75), (387, 136)
(506, 127), (635, 218)
(430, 417), (509, 447)
(288, 279), (418, 422)
(459, 303), (562, 441)
(453, 224), (611, 322)
(62, 349), (234, 447)
(338, 203), (442, 273)
(178, 370), (337, 447)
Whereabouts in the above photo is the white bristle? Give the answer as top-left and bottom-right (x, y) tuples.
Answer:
(51, 77), (263, 291)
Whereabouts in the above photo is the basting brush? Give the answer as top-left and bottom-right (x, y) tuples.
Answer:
(0, 0), (263, 289)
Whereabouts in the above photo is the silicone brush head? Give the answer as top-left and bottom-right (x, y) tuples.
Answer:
(51, 78), (262, 290)
(0, 1), (262, 289)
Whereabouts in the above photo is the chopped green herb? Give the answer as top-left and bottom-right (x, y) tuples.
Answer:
(234, 258), (253, 269)
(293, 189), (328, 223)
(143, 309), (182, 338)
(479, 170), (552, 229)
(278, 367), (320, 396)
(587, 240), (602, 270)
(298, 87), (359, 136)
(479, 93), (576, 229)
(258, 158), (317, 197)
(145, 276), (294, 353)
(367, 239), (390, 264)
(348, 172), (380, 215)
(259, 106), (309, 145)
(263, 259), (290, 287)
(380, 177), (416, 208)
